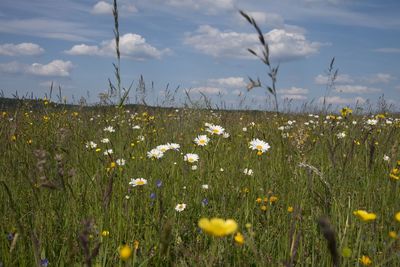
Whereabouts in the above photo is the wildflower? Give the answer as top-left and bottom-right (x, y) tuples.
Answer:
(156, 180), (163, 188)
(133, 240), (139, 250)
(103, 126), (115, 133)
(340, 107), (353, 117)
(353, 210), (377, 221)
(40, 259), (49, 267)
(269, 196), (278, 204)
(206, 124), (225, 135)
(167, 143), (180, 151)
(110, 162), (116, 168)
(103, 149), (113, 156)
(359, 255), (372, 266)
(175, 203), (186, 212)
(137, 135), (145, 141)
(85, 141), (97, 149)
(150, 192), (156, 199)
(119, 245), (132, 261)
(234, 232), (245, 245)
(261, 205), (267, 211)
(194, 135), (210, 146)
(256, 197), (262, 203)
(184, 153), (199, 163)
(222, 132), (230, 138)
(390, 168), (399, 180)
(202, 184), (209, 189)
(116, 158), (126, 166)
(198, 218), (238, 237)
(336, 132), (346, 139)
(383, 155), (390, 161)
(389, 231), (397, 239)
(201, 198), (209, 206)
(395, 212), (400, 222)
(191, 165), (198, 171)
(287, 206), (294, 213)
(242, 127), (247, 132)
(156, 144), (170, 153)
(147, 149), (164, 159)
(132, 125), (141, 129)
(243, 168), (254, 176)
(101, 230), (110, 237)
(366, 119), (378, 126)
(101, 138), (110, 144)
(249, 138), (271, 154)
(129, 178), (148, 187)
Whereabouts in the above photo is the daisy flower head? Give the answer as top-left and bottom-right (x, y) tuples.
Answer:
(184, 153), (199, 163)
(156, 144), (170, 153)
(175, 203), (186, 212)
(103, 126), (115, 133)
(249, 138), (271, 154)
(194, 135), (210, 146)
(129, 178), (147, 187)
(167, 143), (180, 151)
(206, 124), (225, 135)
(85, 141), (97, 149)
(147, 149), (164, 159)
(366, 119), (378, 126)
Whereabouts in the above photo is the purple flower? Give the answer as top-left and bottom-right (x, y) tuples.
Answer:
(156, 180), (163, 188)
(40, 259), (49, 267)
(150, 192), (156, 199)
(201, 198), (209, 207)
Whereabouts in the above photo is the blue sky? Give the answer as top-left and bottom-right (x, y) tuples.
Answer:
(0, 0), (399, 110)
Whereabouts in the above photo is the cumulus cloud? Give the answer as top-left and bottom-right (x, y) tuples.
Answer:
(362, 73), (394, 84)
(237, 11), (285, 28)
(334, 85), (381, 94)
(190, 86), (227, 95)
(208, 77), (246, 88)
(318, 96), (366, 105)
(184, 25), (321, 61)
(281, 94), (307, 100)
(91, 1), (137, 15)
(0, 60), (73, 77)
(314, 74), (354, 85)
(65, 33), (170, 60)
(0, 42), (44, 56)
(280, 86), (309, 95)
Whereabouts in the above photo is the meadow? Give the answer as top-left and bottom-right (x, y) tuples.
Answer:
(1, 100), (399, 266)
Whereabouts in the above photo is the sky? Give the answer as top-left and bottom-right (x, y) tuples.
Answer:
(0, 0), (399, 111)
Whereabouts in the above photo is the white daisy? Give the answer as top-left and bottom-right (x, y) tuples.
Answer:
(147, 149), (164, 159)
(194, 135), (210, 146)
(206, 124), (225, 135)
(156, 144), (170, 153)
(175, 203), (186, 212)
(103, 126), (115, 133)
(167, 143), (180, 151)
(184, 153), (199, 163)
(129, 178), (147, 187)
(249, 138), (271, 153)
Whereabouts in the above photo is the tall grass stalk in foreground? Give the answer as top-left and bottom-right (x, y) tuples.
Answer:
(240, 10), (280, 115)
(107, 0), (132, 107)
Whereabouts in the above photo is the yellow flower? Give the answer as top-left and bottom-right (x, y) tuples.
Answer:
(390, 168), (399, 180)
(340, 107), (353, 117)
(389, 231), (397, 239)
(353, 210), (377, 222)
(256, 197), (262, 203)
(119, 245), (132, 261)
(260, 205), (267, 211)
(133, 240), (139, 250)
(287, 206), (294, 213)
(269, 196), (278, 204)
(341, 247), (352, 258)
(101, 230), (109, 237)
(395, 211), (400, 222)
(359, 255), (372, 266)
(110, 162), (116, 168)
(234, 232), (245, 245)
(198, 218), (238, 237)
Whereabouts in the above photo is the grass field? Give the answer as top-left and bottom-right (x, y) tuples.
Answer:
(1, 100), (399, 266)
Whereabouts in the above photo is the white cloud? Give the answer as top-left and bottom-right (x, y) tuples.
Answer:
(280, 86), (309, 95)
(281, 94), (307, 100)
(92, 1), (113, 14)
(208, 77), (246, 88)
(314, 74), (354, 85)
(184, 25), (321, 61)
(190, 86), (227, 95)
(91, 1), (137, 15)
(335, 85), (381, 94)
(0, 42), (44, 56)
(319, 96), (366, 105)
(362, 73), (394, 84)
(0, 60), (73, 77)
(374, 48), (400, 53)
(65, 33), (170, 60)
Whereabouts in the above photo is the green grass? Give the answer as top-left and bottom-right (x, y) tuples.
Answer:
(1, 101), (399, 266)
